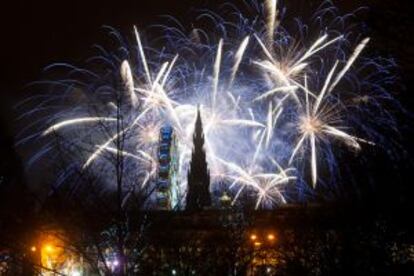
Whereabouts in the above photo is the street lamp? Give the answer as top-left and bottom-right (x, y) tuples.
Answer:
(267, 234), (275, 241)
(254, 241), (262, 247)
(44, 244), (54, 253)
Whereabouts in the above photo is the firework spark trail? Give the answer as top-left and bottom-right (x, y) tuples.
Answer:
(120, 60), (138, 107)
(134, 26), (152, 85)
(228, 36), (250, 89)
(329, 38), (370, 93)
(103, 146), (150, 163)
(218, 119), (265, 128)
(43, 117), (117, 136)
(101, 146), (159, 187)
(313, 61), (339, 115)
(265, 0), (278, 46)
(265, 102), (273, 148)
(253, 85), (298, 102)
(162, 55), (179, 87)
(82, 108), (151, 170)
(23, 1), (400, 208)
(212, 39), (223, 112)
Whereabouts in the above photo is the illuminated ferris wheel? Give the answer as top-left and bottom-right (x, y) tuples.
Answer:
(155, 126), (181, 210)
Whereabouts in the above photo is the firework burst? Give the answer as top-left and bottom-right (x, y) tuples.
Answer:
(19, 0), (400, 209)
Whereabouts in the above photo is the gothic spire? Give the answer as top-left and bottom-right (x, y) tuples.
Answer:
(185, 107), (211, 211)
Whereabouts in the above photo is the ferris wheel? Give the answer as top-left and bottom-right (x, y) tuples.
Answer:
(155, 126), (181, 210)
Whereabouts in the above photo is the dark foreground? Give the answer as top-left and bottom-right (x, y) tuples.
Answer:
(2, 204), (413, 275)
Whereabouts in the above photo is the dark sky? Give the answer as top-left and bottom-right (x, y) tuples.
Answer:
(1, 0), (414, 207)
(1, 0), (413, 131)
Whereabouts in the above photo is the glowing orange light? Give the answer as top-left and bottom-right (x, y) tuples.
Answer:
(254, 242), (262, 247)
(44, 244), (54, 253)
(250, 234), (257, 241)
(267, 234), (275, 241)
(30, 246), (37, 252)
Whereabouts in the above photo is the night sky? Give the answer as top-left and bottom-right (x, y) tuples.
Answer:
(1, 0), (414, 209)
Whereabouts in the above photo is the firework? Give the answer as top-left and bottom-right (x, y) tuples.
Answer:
(19, 0), (399, 208)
